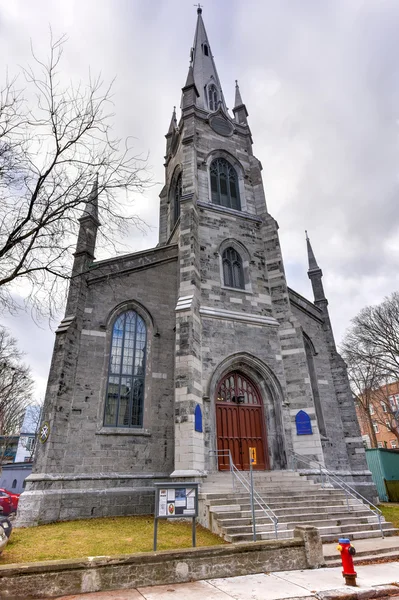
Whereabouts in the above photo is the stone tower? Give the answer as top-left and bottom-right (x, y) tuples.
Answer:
(16, 9), (373, 527)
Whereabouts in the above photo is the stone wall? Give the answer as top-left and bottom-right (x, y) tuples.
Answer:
(0, 527), (324, 599)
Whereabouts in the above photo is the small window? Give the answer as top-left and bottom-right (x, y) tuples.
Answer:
(173, 173), (182, 226)
(208, 84), (218, 111)
(381, 402), (387, 413)
(369, 405), (375, 415)
(12, 479), (17, 489)
(210, 158), (241, 210)
(390, 439), (397, 448)
(373, 421), (379, 433)
(386, 420), (390, 428)
(222, 247), (244, 289)
(377, 441), (383, 448)
(203, 44), (209, 56)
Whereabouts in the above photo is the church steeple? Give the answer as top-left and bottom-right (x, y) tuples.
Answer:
(306, 231), (327, 304)
(190, 7), (227, 112)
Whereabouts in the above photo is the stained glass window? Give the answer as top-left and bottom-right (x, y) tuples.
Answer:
(210, 158), (240, 210)
(104, 311), (146, 428)
(222, 247), (244, 289)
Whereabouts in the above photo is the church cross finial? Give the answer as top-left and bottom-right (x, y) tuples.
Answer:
(194, 3), (203, 14)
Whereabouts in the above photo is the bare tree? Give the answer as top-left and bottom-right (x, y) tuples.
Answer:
(0, 34), (151, 318)
(0, 327), (34, 468)
(341, 292), (399, 447)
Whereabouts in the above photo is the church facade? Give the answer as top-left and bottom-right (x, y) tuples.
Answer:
(17, 9), (374, 526)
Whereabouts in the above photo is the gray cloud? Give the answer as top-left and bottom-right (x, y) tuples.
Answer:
(0, 0), (398, 401)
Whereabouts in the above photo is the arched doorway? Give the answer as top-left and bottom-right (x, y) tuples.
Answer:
(216, 371), (269, 471)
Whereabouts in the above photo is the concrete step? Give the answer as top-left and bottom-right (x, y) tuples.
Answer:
(220, 515), (385, 534)
(209, 499), (361, 513)
(222, 518), (392, 536)
(217, 509), (378, 527)
(225, 524), (397, 544)
(200, 470), (398, 544)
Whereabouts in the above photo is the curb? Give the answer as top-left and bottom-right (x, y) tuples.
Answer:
(315, 583), (399, 600)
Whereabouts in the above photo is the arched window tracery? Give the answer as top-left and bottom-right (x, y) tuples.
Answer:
(210, 158), (240, 210)
(222, 247), (244, 289)
(208, 84), (218, 111)
(104, 310), (147, 428)
(173, 172), (182, 226)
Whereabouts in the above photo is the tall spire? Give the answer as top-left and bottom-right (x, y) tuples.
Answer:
(305, 231), (326, 304)
(190, 7), (227, 112)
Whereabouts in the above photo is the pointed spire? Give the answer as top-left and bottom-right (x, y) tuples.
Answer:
(234, 80), (243, 108)
(167, 106), (177, 135)
(81, 174), (100, 225)
(190, 8), (227, 112)
(306, 230), (319, 271)
(181, 62), (200, 110)
(306, 231), (326, 304)
(233, 80), (249, 125)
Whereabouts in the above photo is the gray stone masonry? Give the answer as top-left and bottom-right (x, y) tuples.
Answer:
(16, 10), (375, 526)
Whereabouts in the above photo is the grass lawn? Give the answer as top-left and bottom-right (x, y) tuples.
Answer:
(0, 516), (226, 565)
(380, 503), (399, 529)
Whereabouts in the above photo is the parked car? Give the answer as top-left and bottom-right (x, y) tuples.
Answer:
(0, 490), (12, 517)
(0, 523), (8, 555)
(0, 489), (19, 513)
(0, 516), (12, 538)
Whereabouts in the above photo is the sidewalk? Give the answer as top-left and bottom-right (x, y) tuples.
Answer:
(55, 561), (399, 600)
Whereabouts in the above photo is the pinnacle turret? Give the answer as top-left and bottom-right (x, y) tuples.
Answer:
(306, 231), (326, 304)
(75, 175), (100, 260)
(233, 80), (249, 125)
(81, 174), (100, 226)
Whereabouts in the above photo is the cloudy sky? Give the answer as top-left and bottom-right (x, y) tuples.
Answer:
(1, 0), (399, 402)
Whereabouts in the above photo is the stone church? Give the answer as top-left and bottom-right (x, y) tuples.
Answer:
(17, 9), (373, 526)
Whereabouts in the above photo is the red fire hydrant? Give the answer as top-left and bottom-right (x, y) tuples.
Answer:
(336, 538), (357, 586)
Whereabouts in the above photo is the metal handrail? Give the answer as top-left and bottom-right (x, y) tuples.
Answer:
(210, 449), (279, 539)
(291, 452), (384, 538)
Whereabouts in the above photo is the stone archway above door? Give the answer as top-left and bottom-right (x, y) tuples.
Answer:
(215, 371), (269, 471)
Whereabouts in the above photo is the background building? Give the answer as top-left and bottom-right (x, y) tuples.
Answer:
(356, 382), (399, 449)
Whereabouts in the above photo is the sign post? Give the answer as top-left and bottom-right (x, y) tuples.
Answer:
(153, 482), (199, 551)
(249, 447), (257, 542)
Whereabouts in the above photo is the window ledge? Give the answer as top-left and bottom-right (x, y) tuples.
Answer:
(221, 285), (253, 295)
(96, 428), (151, 436)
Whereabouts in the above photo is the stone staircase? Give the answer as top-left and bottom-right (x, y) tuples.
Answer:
(198, 471), (398, 543)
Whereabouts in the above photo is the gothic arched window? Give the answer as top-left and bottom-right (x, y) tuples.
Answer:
(210, 158), (241, 210)
(208, 84), (218, 111)
(173, 173), (182, 226)
(304, 334), (326, 437)
(222, 247), (244, 289)
(104, 310), (147, 428)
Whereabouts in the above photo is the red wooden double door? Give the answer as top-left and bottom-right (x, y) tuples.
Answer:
(216, 371), (269, 471)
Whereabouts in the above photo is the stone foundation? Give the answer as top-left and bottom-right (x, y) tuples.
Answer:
(0, 526), (324, 598)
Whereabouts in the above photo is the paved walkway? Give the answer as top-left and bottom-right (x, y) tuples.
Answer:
(323, 536), (399, 558)
(54, 562), (399, 600)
